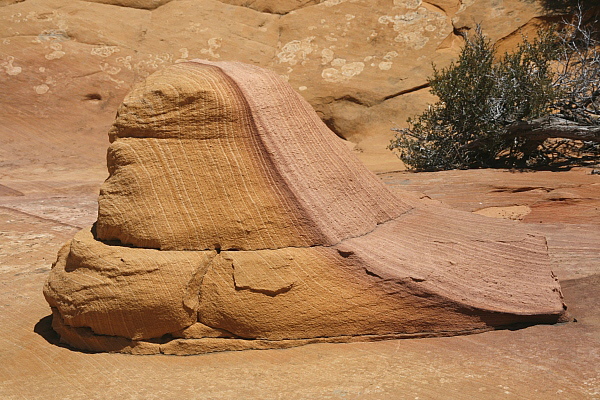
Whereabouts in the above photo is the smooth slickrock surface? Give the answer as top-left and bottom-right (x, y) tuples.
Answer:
(380, 168), (600, 282)
(1, 165), (599, 398)
(43, 60), (566, 354)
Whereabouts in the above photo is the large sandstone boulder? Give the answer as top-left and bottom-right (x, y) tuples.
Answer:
(44, 60), (567, 355)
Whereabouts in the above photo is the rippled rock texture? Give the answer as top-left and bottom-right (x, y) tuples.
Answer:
(44, 61), (567, 354)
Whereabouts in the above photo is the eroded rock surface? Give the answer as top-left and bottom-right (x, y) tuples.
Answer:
(0, 0), (549, 173)
(44, 60), (566, 354)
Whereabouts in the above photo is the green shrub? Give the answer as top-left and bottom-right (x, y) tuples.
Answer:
(389, 9), (600, 171)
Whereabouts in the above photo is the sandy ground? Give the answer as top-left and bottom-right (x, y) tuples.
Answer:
(0, 163), (598, 399)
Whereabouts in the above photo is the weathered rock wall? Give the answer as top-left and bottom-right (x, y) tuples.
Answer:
(0, 0), (549, 172)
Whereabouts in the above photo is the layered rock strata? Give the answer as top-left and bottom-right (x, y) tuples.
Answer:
(44, 60), (567, 355)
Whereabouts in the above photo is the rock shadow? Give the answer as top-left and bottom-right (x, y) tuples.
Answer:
(34, 315), (95, 353)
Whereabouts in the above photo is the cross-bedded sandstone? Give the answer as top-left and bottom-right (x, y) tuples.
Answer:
(44, 60), (567, 354)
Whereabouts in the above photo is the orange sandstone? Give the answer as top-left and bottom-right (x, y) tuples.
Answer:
(44, 60), (566, 355)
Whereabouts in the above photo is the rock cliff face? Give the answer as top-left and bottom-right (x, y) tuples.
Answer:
(44, 60), (566, 355)
(0, 0), (549, 172)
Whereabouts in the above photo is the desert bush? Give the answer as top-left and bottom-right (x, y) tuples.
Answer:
(389, 7), (600, 171)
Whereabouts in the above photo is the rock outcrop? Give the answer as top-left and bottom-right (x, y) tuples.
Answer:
(44, 60), (567, 355)
(0, 0), (550, 172)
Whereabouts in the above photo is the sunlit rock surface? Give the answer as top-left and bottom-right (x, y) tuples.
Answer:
(44, 61), (566, 354)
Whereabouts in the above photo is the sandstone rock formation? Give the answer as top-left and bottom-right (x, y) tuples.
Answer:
(0, 0), (551, 173)
(44, 60), (567, 355)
